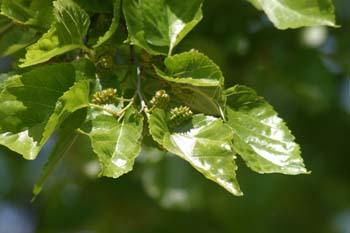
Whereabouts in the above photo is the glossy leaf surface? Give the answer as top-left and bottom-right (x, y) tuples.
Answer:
(247, 0), (337, 29)
(148, 109), (242, 196)
(0, 64), (90, 159)
(225, 85), (307, 174)
(82, 108), (143, 178)
(123, 0), (203, 55)
(19, 0), (90, 67)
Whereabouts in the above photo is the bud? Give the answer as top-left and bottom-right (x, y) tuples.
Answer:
(92, 88), (117, 105)
(169, 106), (193, 127)
(150, 90), (170, 109)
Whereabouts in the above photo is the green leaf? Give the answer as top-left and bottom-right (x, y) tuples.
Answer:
(53, 0), (90, 45)
(1, 0), (32, 24)
(247, 0), (337, 29)
(171, 84), (225, 117)
(225, 85), (308, 174)
(25, 0), (55, 29)
(123, 0), (203, 55)
(32, 109), (87, 200)
(0, 64), (90, 159)
(19, 26), (81, 67)
(155, 50), (224, 87)
(81, 108), (143, 178)
(75, 0), (114, 13)
(148, 109), (242, 196)
(155, 50), (225, 116)
(72, 58), (96, 80)
(19, 0), (90, 67)
(0, 0), (54, 29)
(93, 0), (121, 48)
(0, 27), (38, 56)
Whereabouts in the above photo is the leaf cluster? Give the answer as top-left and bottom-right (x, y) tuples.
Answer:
(0, 0), (337, 198)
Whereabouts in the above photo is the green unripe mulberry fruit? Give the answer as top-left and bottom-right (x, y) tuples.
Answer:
(169, 106), (193, 128)
(92, 88), (117, 105)
(150, 90), (170, 109)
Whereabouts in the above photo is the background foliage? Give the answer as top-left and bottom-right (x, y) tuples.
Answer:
(0, 0), (349, 233)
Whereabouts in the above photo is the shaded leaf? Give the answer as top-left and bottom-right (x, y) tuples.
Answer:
(171, 84), (224, 117)
(81, 108), (143, 178)
(225, 85), (308, 174)
(32, 109), (87, 200)
(0, 0), (54, 29)
(148, 109), (242, 196)
(93, 0), (121, 48)
(0, 64), (90, 159)
(0, 27), (38, 56)
(247, 0), (337, 29)
(1, 0), (32, 24)
(123, 0), (203, 55)
(75, 0), (114, 13)
(19, 0), (90, 67)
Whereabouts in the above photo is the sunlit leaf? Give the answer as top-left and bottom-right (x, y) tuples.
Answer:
(81, 108), (143, 178)
(53, 0), (90, 44)
(148, 109), (242, 196)
(0, 64), (90, 159)
(247, 0), (337, 29)
(19, 0), (90, 67)
(225, 85), (308, 174)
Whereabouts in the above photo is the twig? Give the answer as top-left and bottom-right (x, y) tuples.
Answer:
(115, 97), (133, 102)
(76, 128), (89, 136)
(81, 45), (96, 61)
(118, 98), (135, 116)
(129, 45), (146, 113)
(137, 66), (146, 113)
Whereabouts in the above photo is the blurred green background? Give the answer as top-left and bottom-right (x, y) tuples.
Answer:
(0, 0), (349, 232)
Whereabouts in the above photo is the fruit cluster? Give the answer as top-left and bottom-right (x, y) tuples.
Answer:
(150, 90), (170, 109)
(169, 106), (193, 128)
(92, 88), (117, 105)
